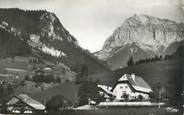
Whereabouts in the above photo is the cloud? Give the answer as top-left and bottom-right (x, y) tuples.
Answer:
(176, 0), (184, 17)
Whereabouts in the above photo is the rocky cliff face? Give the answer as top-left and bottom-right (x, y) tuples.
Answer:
(0, 9), (77, 61)
(0, 8), (110, 74)
(95, 14), (184, 69)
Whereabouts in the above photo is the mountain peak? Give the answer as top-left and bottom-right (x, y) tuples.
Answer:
(101, 14), (184, 52)
(95, 14), (184, 69)
(130, 14), (153, 20)
(124, 14), (178, 27)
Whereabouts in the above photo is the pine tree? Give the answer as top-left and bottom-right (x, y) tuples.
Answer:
(127, 56), (134, 67)
(75, 64), (88, 84)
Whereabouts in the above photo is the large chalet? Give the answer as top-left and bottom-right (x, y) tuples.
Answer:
(98, 74), (153, 102)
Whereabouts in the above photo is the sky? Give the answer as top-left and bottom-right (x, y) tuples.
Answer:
(0, 0), (183, 52)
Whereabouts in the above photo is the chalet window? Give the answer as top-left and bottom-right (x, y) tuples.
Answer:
(120, 86), (123, 89)
(125, 86), (128, 88)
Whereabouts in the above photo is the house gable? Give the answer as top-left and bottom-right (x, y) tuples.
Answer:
(6, 96), (20, 105)
(112, 82), (133, 100)
(113, 74), (152, 94)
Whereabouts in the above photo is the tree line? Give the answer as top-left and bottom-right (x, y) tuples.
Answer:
(127, 54), (173, 67)
(25, 74), (61, 84)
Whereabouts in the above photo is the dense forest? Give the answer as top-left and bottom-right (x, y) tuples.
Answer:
(0, 28), (31, 57)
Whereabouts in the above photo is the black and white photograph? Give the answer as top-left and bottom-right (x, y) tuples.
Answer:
(0, 0), (183, 115)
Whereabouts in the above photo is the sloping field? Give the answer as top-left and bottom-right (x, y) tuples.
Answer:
(90, 57), (182, 88)
(0, 60), (28, 70)
(30, 82), (80, 103)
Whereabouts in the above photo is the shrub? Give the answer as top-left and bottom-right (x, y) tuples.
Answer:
(46, 95), (64, 111)
(138, 95), (143, 101)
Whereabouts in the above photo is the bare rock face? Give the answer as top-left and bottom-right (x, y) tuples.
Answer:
(95, 14), (184, 69)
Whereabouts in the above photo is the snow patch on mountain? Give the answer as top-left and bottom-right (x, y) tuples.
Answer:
(41, 44), (67, 57)
(28, 34), (67, 58)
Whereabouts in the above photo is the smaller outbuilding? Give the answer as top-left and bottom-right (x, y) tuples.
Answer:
(6, 94), (45, 114)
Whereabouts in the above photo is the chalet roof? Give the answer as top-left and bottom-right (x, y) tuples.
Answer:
(6, 94), (45, 110)
(98, 85), (113, 95)
(117, 74), (152, 93)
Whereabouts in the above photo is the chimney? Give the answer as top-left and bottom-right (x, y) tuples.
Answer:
(131, 73), (135, 81)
